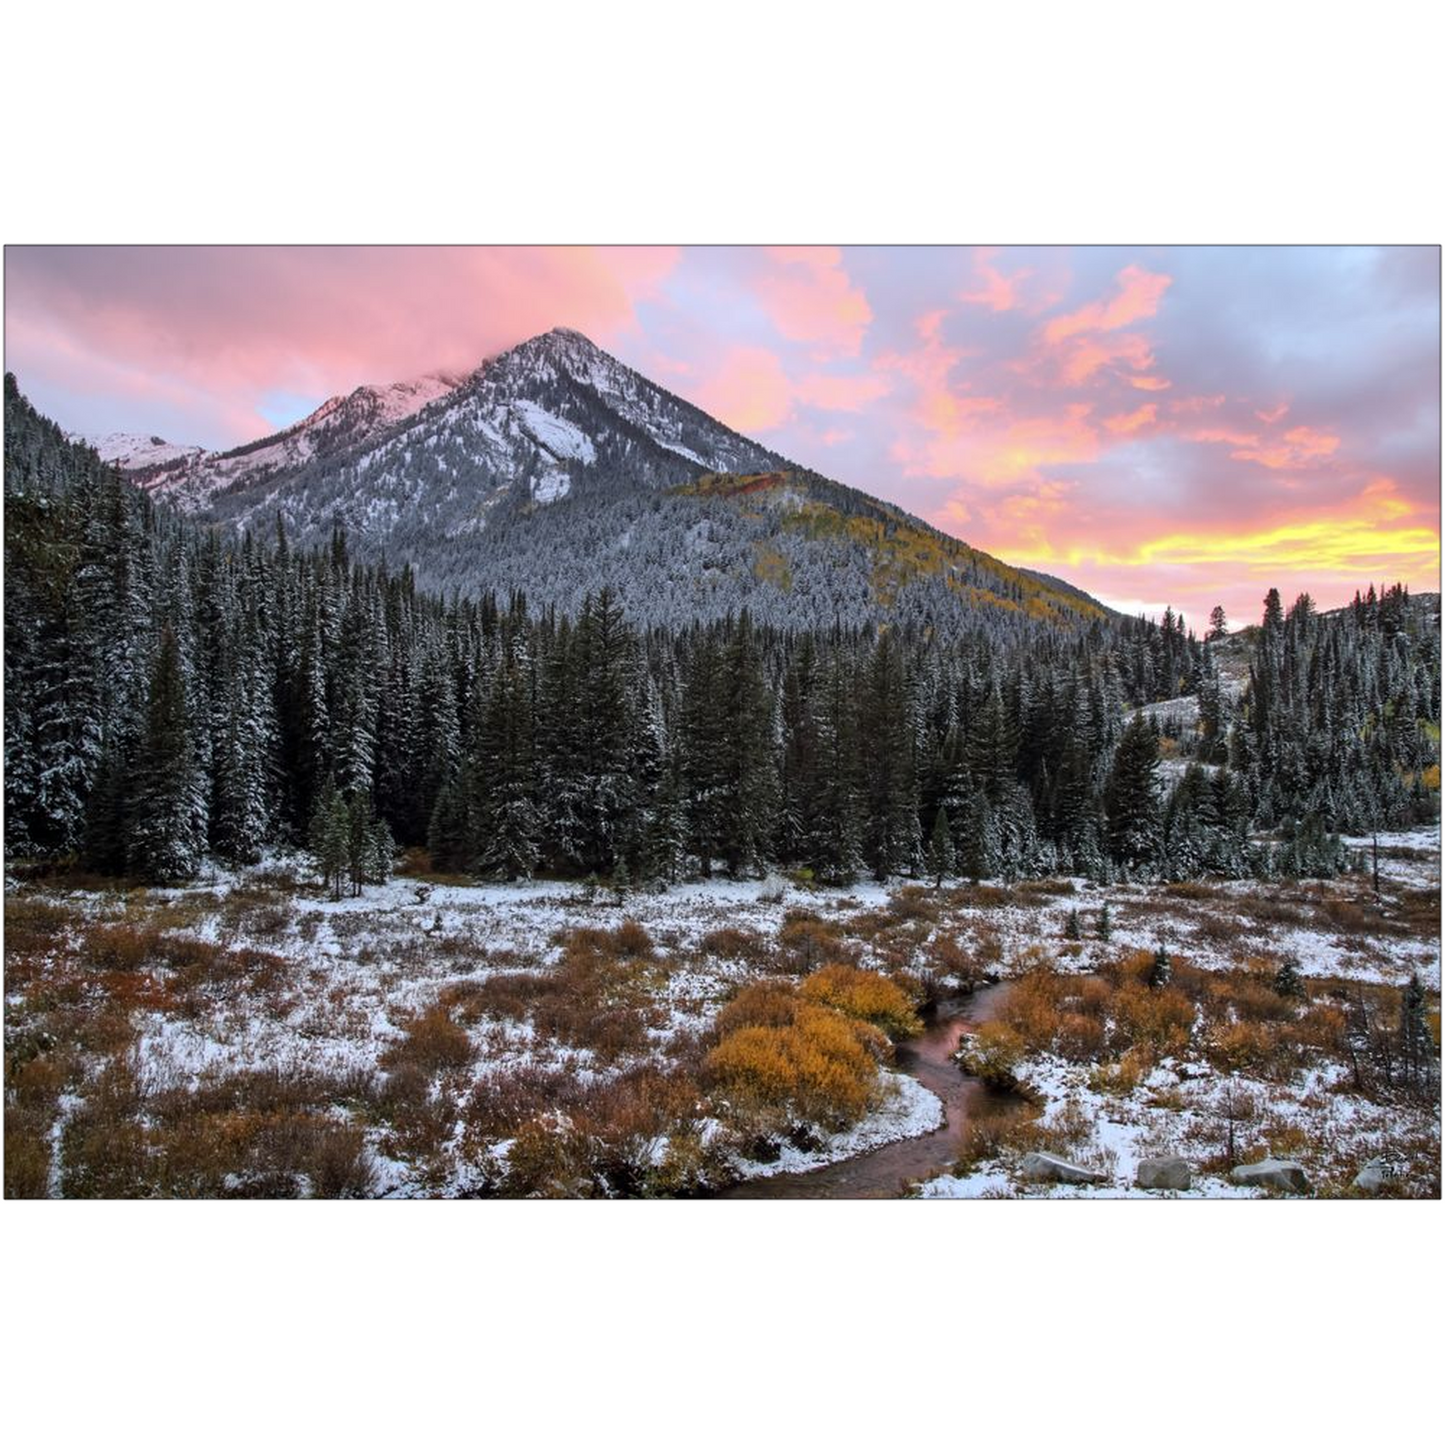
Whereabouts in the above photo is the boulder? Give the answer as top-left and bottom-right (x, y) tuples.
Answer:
(1230, 1158), (1310, 1194)
(1352, 1158), (1395, 1194)
(1017, 1151), (1106, 1185)
(1136, 1155), (1192, 1191)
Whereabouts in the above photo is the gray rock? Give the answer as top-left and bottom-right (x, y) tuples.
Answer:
(1230, 1158), (1310, 1194)
(1352, 1159), (1395, 1194)
(1136, 1155), (1192, 1191)
(1017, 1150), (1106, 1185)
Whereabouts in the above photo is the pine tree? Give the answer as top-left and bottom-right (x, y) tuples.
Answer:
(611, 855), (631, 904)
(1064, 908), (1082, 941)
(1097, 901), (1112, 941)
(718, 611), (778, 877)
(1105, 713), (1161, 870)
(1273, 956), (1304, 999)
(1148, 942), (1171, 990)
(129, 626), (208, 881)
(1399, 973), (1436, 1089)
(308, 777), (350, 900)
(475, 649), (541, 880)
(927, 806), (955, 887)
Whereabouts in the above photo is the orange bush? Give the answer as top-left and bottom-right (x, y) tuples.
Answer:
(1001, 969), (1064, 1050)
(776, 912), (854, 972)
(1282, 1003), (1347, 1053)
(716, 981), (802, 1036)
(925, 933), (989, 990)
(799, 964), (921, 1038)
(382, 1006), (474, 1073)
(1205, 1020), (1275, 1071)
(1112, 983), (1195, 1052)
(703, 1001), (884, 1129)
(85, 924), (161, 971)
(1054, 1012), (1107, 1061)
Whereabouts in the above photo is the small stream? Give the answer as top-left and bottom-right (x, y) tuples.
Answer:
(717, 981), (1024, 1199)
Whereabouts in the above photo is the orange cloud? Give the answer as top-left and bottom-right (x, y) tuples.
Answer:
(1043, 264), (1173, 344)
(1255, 401), (1289, 423)
(1104, 403), (1157, 435)
(691, 345), (793, 433)
(899, 402), (1100, 486)
(755, 247), (871, 357)
(1231, 424), (1340, 470)
(994, 478), (1435, 583)
(1359, 475), (1414, 520)
(1129, 374), (1172, 391)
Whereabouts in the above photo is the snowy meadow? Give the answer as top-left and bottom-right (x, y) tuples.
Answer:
(6, 828), (1438, 1199)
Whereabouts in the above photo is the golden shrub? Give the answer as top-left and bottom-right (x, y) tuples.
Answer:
(799, 964), (921, 1038)
(1205, 1020), (1275, 1071)
(924, 933), (989, 989)
(777, 914), (848, 971)
(703, 1001), (882, 1129)
(1112, 983), (1195, 1052)
(1282, 1003), (1347, 1053)
(1088, 1045), (1151, 1096)
(1000, 968), (1065, 1050)
(716, 981), (802, 1036)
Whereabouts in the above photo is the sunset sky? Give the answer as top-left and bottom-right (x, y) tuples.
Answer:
(5, 244), (1438, 629)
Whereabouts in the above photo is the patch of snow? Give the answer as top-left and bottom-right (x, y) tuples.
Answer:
(729, 1074), (945, 1180)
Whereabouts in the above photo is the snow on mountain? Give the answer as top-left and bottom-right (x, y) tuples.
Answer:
(111, 370), (467, 502)
(71, 431), (206, 471)
(95, 329), (1109, 632)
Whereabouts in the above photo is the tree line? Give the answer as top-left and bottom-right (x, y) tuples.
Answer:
(5, 374), (1438, 888)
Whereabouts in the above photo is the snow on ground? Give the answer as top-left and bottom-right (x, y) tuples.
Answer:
(731, 1074), (943, 1180)
(919, 1051), (1426, 1200)
(16, 824), (1438, 1196)
(1340, 829), (1442, 888)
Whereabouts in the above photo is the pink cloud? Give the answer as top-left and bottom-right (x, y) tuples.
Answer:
(1186, 425), (1261, 447)
(754, 246), (872, 357)
(690, 345), (794, 433)
(1169, 393), (1227, 415)
(1104, 403), (1158, 435)
(1043, 264), (1173, 344)
(960, 248), (1032, 312)
(794, 372), (893, 411)
(7, 246), (680, 445)
(1232, 424), (1341, 470)
(1053, 330), (1157, 386)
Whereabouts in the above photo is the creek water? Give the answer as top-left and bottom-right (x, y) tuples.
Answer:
(717, 982), (1023, 1199)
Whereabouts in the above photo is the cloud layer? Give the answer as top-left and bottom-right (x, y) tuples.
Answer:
(6, 244), (1438, 629)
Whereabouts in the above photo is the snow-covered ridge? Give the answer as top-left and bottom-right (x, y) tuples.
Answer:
(71, 432), (206, 470)
(87, 371), (469, 505)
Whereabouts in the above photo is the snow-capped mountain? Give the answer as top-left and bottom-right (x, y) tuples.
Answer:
(70, 431), (207, 471)
(124, 370), (467, 504)
(98, 329), (1106, 631)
